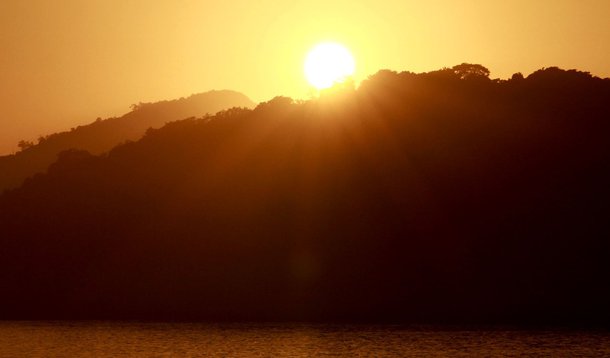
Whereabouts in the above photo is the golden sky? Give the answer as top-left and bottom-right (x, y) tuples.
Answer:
(1, 0), (609, 154)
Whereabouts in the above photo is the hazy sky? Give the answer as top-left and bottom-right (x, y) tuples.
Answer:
(1, 0), (609, 154)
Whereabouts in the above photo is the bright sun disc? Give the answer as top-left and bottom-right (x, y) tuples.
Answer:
(305, 42), (355, 90)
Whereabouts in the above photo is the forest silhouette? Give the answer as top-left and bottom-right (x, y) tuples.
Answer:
(0, 65), (609, 324)
(0, 90), (254, 192)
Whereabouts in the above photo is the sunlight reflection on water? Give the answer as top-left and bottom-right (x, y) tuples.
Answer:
(0, 321), (609, 357)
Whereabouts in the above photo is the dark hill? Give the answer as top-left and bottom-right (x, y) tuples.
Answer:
(0, 90), (255, 192)
(0, 65), (609, 324)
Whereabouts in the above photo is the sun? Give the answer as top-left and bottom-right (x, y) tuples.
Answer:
(304, 42), (356, 90)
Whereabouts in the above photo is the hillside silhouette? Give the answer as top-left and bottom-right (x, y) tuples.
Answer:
(0, 90), (254, 192)
(1, 65), (609, 324)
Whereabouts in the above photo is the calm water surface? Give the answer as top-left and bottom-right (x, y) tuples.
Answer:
(0, 321), (608, 357)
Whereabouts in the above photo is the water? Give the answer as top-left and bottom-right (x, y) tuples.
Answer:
(0, 321), (608, 357)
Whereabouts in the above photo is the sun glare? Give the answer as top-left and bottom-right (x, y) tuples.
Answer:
(304, 42), (355, 90)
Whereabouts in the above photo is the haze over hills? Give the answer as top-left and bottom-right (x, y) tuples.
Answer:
(0, 65), (609, 324)
(0, 90), (255, 192)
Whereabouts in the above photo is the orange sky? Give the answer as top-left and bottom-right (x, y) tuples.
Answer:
(1, 0), (609, 155)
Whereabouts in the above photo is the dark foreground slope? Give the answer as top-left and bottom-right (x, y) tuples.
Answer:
(0, 90), (254, 192)
(1, 66), (609, 324)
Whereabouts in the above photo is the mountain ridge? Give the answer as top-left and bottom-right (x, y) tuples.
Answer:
(1, 65), (609, 323)
(0, 90), (255, 192)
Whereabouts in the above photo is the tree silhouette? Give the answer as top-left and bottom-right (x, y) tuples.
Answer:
(452, 63), (491, 80)
(17, 140), (34, 151)
(511, 72), (524, 81)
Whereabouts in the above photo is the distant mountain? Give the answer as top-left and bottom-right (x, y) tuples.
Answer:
(0, 90), (254, 192)
(1, 65), (609, 323)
